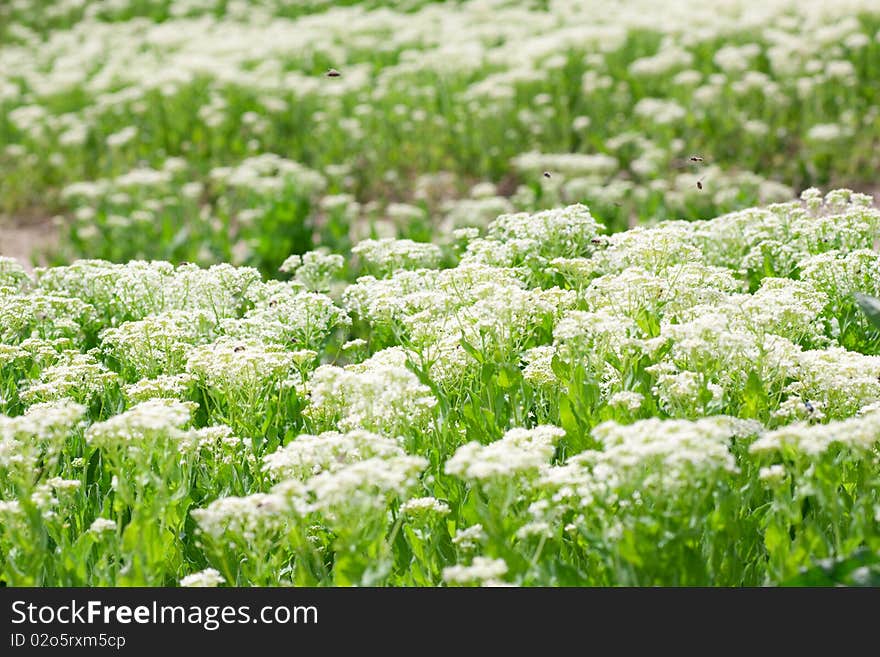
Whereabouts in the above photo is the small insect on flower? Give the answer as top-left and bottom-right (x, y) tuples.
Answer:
(326, 68), (341, 78)
(804, 400), (814, 414)
(696, 177), (704, 190)
(233, 345), (245, 353)
(689, 155), (704, 162)
(543, 171), (551, 178)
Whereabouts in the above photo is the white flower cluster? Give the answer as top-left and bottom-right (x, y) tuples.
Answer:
(85, 399), (196, 449)
(751, 408), (880, 456)
(22, 352), (119, 404)
(197, 447), (426, 538)
(35, 261), (264, 321)
(442, 557), (509, 585)
(123, 373), (195, 404)
(263, 430), (404, 481)
(210, 154), (325, 198)
(0, 400), (86, 476)
(400, 496), (451, 518)
(191, 493), (288, 543)
(1, 287), (97, 344)
(298, 455), (427, 518)
(531, 415), (762, 528)
(446, 426), (564, 485)
(343, 261), (574, 390)
(352, 238), (442, 276)
(586, 416), (758, 488)
(220, 288), (349, 349)
(179, 568), (225, 588)
(185, 339), (298, 394)
(462, 204), (603, 269)
(100, 310), (217, 377)
(4, 0), (880, 587)
(0, 257), (30, 291)
(280, 250), (345, 292)
(304, 348), (437, 434)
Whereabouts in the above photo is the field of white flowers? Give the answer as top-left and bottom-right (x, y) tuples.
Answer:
(1, 0), (880, 586)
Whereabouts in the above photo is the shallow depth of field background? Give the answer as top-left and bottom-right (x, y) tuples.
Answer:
(1, 0), (880, 587)
(2, 0), (879, 267)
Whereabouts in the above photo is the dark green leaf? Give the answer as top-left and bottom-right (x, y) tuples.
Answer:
(855, 292), (880, 330)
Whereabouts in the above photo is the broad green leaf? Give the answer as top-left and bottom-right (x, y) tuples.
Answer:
(855, 292), (880, 330)
(459, 338), (484, 364)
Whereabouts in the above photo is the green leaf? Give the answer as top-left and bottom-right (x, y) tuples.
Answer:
(764, 523), (787, 556)
(558, 395), (580, 437)
(459, 338), (484, 364)
(168, 224), (192, 256)
(742, 369), (766, 416)
(855, 292), (880, 330)
(781, 548), (880, 587)
(550, 353), (568, 381)
(495, 364), (521, 389)
(617, 530), (644, 568)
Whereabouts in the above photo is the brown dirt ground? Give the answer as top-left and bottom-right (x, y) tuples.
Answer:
(0, 217), (57, 271)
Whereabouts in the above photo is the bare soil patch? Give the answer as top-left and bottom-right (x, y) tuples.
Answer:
(0, 217), (58, 271)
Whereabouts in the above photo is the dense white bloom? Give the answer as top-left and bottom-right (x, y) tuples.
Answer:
(280, 250), (345, 292)
(401, 496), (451, 517)
(221, 290), (349, 348)
(294, 454), (427, 517)
(443, 557), (508, 585)
(608, 391), (644, 412)
(758, 464), (787, 485)
(598, 223), (702, 274)
(521, 345), (558, 388)
(785, 348), (880, 419)
(123, 373), (195, 403)
(740, 278), (827, 341)
(2, 399), (86, 445)
(304, 348), (437, 433)
(0, 257), (30, 291)
(192, 493), (288, 542)
(352, 238), (442, 275)
(583, 416), (760, 489)
(751, 409), (880, 456)
(463, 204), (603, 267)
(2, 0), (880, 587)
(180, 568), (225, 587)
(452, 524), (488, 550)
(263, 430), (404, 480)
(1, 288), (97, 343)
(88, 518), (117, 535)
(35, 261), (263, 321)
(446, 425), (564, 484)
(185, 339), (297, 392)
(21, 352), (118, 404)
(100, 310), (217, 377)
(86, 399), (195, 448)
